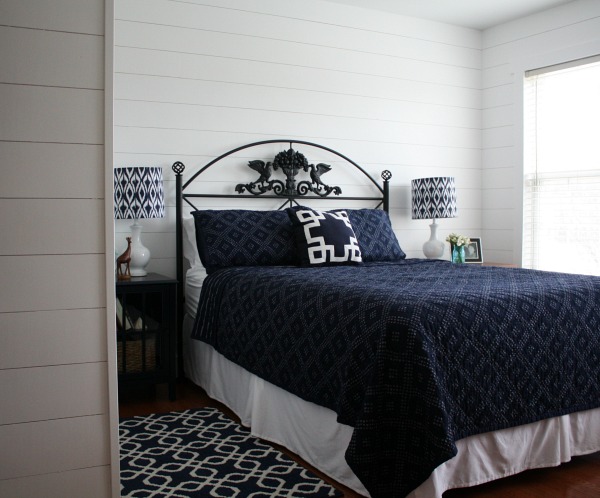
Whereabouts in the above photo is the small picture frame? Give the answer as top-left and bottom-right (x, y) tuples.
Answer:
(465, 238), (483, 263)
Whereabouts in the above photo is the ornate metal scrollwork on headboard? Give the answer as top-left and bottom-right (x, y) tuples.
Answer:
(235, 148), (342, 197)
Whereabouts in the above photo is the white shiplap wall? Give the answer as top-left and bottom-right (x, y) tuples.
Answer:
(0, 1), (115, 496)
(481, 0), (600, 264)
(114, 0), (483, 275)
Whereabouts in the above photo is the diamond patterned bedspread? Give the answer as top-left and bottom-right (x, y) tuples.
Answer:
(191, 260), (600, 497)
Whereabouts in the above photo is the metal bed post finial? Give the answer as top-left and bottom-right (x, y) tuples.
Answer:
(381, 170), (392, 213)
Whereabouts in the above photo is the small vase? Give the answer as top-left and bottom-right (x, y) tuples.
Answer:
(451, 244), (465, 264)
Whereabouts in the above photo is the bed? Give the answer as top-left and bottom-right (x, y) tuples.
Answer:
(172, 140), (600, 498)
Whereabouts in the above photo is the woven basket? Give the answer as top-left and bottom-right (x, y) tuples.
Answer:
(117, 335), (157, 373)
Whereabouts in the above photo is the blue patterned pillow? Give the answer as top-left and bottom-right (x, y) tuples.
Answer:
(343, 209), (406, 262)
(192, 210), (297, 272)
(286, 208), (362, 266)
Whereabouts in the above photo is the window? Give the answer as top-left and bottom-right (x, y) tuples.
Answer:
(523, 56), (600, 276)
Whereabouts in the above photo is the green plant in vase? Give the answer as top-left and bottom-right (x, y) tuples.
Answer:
(446, 233), (470, 264)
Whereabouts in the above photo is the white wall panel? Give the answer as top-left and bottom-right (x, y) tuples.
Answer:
(483, 146), (514, 170)
(482, 208), (515, 231)
(482, 167), (514, 189)
(169, 0), (482, 49)
(482, 83), (513, 108)
(114, 128), (481, 169)
(117, 0), (481, 67)
(482, 126), (514, 149)
(115, 20), (480, 90)
(114, 73), (480, 129)
(483, 105), (514, 129)
(0, 0), (104, 34)
(0, 466), (111, 498)
(0, 199), (104, 255)
(114, 47), (480, 109)
(114, 101), (480, 149)
(482, 63), (514, 88)
(0, 363), (108, 425)
(0, 26), (103, 89)
(0, 414), (110, 480)
(0, 309), (107, 369)
(0, 143), (104, 199)
(0, 255), (105, 313)
(0, 0), (111, 493)
(0, 85), (103, 144)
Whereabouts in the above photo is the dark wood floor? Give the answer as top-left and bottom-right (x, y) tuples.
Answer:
(119, 380), (600, 498)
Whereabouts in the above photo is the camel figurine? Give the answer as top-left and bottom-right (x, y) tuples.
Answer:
(116, 237), (132, 280)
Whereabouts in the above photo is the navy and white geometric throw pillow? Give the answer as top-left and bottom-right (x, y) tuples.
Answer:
(343, 209), (406, 262)
(287, 208), (362, 266)
(192, 210), (297, 272)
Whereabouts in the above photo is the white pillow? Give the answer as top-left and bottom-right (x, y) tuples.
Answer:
(182, 216), (202, 269)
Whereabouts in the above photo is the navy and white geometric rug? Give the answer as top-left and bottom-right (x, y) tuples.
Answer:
(119, 407), (342, 497)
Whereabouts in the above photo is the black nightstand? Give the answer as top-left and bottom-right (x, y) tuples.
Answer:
(116, 273), (177, 401)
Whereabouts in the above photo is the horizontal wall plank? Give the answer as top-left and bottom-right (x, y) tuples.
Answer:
(114, 73), (481, 129)
(482, 63), (514, 89)
(482, 146), (515, 170)
(480, 228), (515, 252)
(0, 142), (104, 199)
(0, 308), (107, 369)
(483, 0), (600, 50)
(0, 363), (108, 425)
(482, 83), (513, 109)
(117, 0), (481, 67)
(0, 255), (105, 313)
(0, 414), (110, 480)
(162, 0), (482, 49)
(484, 17), (600, 68)
(482, 125), (514, 149)
(114, 101), (480, 150)
(482, 208), (517, 230)
(115, 20), (480, 90)
(482, 167), (515, 190)
(114, 47), (481, 109)
(483, 104), (514, 129)
(481, 187), (515, 210)
(0, 0), (104, 35)
(0, 466), (111, 498)
(0, 199), (104, 255)
(0, 85), (103, 144)
(0, 26), (103, 89)
(113, 128), (481, 169)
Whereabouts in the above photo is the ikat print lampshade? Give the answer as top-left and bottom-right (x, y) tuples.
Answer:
(114, 167), (165, 276)
(411, 177), (457, 259)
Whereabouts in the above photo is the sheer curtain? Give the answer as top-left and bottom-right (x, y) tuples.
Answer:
(523, 56), (600, 276)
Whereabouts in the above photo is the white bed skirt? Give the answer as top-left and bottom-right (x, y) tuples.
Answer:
(182, 315), (600, 497)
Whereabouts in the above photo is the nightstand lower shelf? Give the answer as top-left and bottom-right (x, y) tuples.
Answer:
(116, 273), (177, 401)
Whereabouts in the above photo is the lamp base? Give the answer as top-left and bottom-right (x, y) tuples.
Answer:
(129, 222), (151, 276)
(423, 221), (445, 259)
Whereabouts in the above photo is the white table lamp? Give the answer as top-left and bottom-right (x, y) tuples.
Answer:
(114, 167), (165, 276)
(411, 177), (457, 259)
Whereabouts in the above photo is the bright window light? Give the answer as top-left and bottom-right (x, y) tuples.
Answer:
(523, 56), (600, 276)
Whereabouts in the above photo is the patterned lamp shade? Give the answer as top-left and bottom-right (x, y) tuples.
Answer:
(411, 177), (457, 220)
(114, 167), (165, 220)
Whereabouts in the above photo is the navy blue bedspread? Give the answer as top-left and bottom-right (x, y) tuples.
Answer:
(191, 259), (600, 497)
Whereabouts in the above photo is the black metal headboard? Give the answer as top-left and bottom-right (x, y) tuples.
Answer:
(171, 139), (392, 361)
